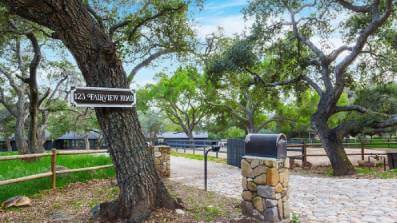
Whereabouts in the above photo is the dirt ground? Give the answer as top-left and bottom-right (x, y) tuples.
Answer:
(288, 147), (389, 166)
(0, 179), (250, 223)
(172, 146), (392, 167)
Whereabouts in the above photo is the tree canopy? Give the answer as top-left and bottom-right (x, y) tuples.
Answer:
(142, 66), (209, 139)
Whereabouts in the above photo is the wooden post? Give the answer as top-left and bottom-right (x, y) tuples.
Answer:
(302, 142), (307, 164)
(51, 149), (57, 189)
(361, 141), (365, 161)
(384, 157), (387, 171)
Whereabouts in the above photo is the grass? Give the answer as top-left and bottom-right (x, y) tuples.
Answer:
(290, 212), (301, 223)
(0, 153), (114, 202)
(0, 151), (18, 156)
(345, 143), (397, 149)
(356, 167), (397, 178)
(170, 151), (226, 164)
(312, 165), (397, 179)
(0, 150), (226, 203)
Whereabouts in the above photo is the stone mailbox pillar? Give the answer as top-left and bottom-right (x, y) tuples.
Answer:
(241, 155), (289, 222)
(152, 145), (171, 177)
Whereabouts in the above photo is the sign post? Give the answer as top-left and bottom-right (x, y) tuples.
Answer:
(70, 86), (135, 108)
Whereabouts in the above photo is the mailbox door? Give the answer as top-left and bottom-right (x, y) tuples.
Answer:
(276, 135), (287, 159)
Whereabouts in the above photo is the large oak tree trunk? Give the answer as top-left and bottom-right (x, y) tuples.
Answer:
(36, 127), (47, 152)
(318, 129), (355, 175)
(28, 92), (43, 153)
(96, 108), (177, 221)
(313, 112), (355, 176)
(15, 97), (28, 154)
(27, 32), (45, 154)
(2, 0), (178, 221)
(15, 117), (27, 154)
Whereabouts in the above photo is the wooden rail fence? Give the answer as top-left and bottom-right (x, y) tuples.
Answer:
(287, 142), (393, 162)
(0, 149), (113, 189)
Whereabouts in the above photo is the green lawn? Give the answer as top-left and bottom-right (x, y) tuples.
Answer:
(356, 167), (397, 178)
(0, 153), (114, 202)
(0, 151), (18, 156)
(344, 143), (397, 149)
(170, 151), (226, 164)
(0, 150), (225, 203)
(324, 166), (397, 178)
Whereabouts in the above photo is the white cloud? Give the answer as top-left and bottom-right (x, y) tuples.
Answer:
(194, 14), (253, 38)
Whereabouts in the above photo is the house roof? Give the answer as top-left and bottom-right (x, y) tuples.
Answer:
(57, 131), (101, 140)
(157, 132), (208, 139)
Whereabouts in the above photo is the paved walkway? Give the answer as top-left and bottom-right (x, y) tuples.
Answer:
(170, 157), (397, 223)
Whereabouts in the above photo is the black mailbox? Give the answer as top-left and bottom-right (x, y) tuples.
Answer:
(211, 141), (221, 152)
(244, 134), (287, 159)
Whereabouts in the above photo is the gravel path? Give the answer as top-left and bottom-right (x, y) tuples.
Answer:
(170, 156), (397, 223)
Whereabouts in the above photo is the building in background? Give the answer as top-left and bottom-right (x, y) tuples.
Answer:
(53, 131), (105, 150)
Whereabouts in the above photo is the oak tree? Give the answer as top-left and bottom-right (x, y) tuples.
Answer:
(144, 67), (209, 141)
(0, 0), (194, 221)
(206, 38), (292, 134)
(245, 0), (396, 175)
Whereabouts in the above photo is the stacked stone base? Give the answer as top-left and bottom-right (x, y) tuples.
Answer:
(152, 146), (171, 177)
(241, 156), (289, 222)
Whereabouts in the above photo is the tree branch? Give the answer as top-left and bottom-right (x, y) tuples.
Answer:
(0, 67), (20, 92)
(326, 45), (352, 63)
(245, 68), (305, 88)
(208, 101), (248, 122)
(192, 108), (207, 127)
(15, 38), (26, 76)
(128, 49), (174, 83)
(0, 89), (17, 117)
(303, 76), (323, 95)
(38, 88), (50, 106)
(256, 118), (278, 132)
(109, 3), (184, 38)
(335, 0), (392, 83)
(335, 105), (369, 113)
(335, 114), (397, 137)
(126, 4), (185, 40)
(283, 1), (326, 60)
(165, 103), (190, 134)
(86, 4), (104, 29)
(25, 32), (41, 83)
(44, 74), (69, 106)
(376, 115), (397, 128)
(335, 105), (391, 119)
(335, 0), (372, 13)
(108, 2), (150, 37)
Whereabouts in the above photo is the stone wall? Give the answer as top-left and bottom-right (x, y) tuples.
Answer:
(241, 156), (289, 222)
(152, 145), (171, 177)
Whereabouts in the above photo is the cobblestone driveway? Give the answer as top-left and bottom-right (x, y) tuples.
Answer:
(170, 157), (397, 223)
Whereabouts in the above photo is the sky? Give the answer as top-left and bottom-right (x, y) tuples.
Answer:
(131, 0), (251, 87)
